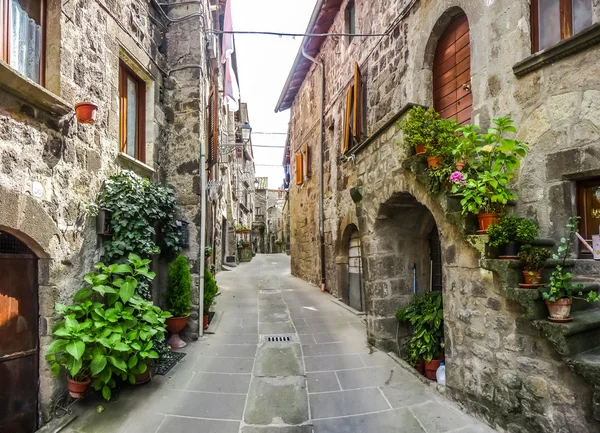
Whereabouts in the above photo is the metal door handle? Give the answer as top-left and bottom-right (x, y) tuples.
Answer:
(462, 83), (471, 92)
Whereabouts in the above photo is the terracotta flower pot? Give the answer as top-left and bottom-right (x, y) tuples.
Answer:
(415, 360), (425, 375)
(74, 102), (98, 124)
(455, 161), (466, 171)
(477, 213), (500, 234)
(203, 314), (209, 330)
(67, 377), (90, 399)
(415, 144), (426, 155)
(424, 359), (443, 381)
(135, 368), (151, 385)
(427, 156), (444, 168)
(546, 298), (572, 322)
(166, 315), (189, 350)
(523, 270), (543, 286)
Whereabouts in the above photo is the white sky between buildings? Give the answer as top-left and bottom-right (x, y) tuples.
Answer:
(231, 0), (317, 190)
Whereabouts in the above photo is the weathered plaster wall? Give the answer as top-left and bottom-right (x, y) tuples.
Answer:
(286, 0), (600, 431)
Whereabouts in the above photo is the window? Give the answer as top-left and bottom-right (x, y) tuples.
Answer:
(295, 153), (303, 185)
(1, 0), (45, 84)
(531, 0), (592, 52)
(576, 179), (600, 257)
(345, 0), (356, 43)
(119, 62), (146, 162)
(303, 145), (312, 179)
(343, 62), (363, 153)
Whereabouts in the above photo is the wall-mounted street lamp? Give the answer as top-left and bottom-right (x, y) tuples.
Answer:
(242, 121), (252, 144)
(254, 178), (259, 190)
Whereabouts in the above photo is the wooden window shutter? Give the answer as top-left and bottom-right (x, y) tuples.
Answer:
(295, 153), (303, 185)
(304, 145), (312, 179)
(343, 85), (354, 153)
(207, 86), (219, 166)
(353, 62), (362, 140)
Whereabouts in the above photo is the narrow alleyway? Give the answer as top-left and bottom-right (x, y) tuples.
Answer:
(63, 255), (496, 433)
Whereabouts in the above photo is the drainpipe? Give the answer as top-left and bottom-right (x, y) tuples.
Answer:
(301, 45), (326, 292)
(199, 123), (207, 338)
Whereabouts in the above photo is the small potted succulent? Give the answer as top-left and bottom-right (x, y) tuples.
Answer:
(400, 107), (439, 156)
(541, 217), (599, 321)
(165, 255), (192, 349)
(487, 217), (538, 259)
(518, 244), (552, 287)
(396, 291), (444, 380)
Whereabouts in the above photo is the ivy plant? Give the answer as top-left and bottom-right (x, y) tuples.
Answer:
(94, 171), (180, 298)
(46, 254), (171, 401)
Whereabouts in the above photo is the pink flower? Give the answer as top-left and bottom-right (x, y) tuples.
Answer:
(450, 171), (464, 184)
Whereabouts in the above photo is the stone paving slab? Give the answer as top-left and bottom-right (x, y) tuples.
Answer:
(244, 377), (309, 425)
(241, 426), (313, 433)
(309, 387), (390, 419)
(335, 365), (412, 390)
(306, 371), (341, 393)
(193, 355), (255, 373)
(195, 343), (258, 357)
(157, 416), (240, 433)
(380, 380), (436, 408)
(205, 333), (260, 345)
(409, 401), (475, 433)
(359, 351), (398, 367)
(312, 330), (366, 344)
(301, 341), (370, 356)
(312, 408), (427, 433)
(148, 389), (246, 420)
(254, 343), (305, 376)
(259, 321), (297, 334)
(304, 353), (365, 372)
(186, 372), (252, 394)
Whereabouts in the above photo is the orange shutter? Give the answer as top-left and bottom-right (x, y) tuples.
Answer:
(207, 86), (219, 166)
(353, 62), (362, 140)
(343, 85), (354, 153)
(295, 153), (303, 185)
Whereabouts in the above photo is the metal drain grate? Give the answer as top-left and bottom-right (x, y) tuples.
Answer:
(260, 334), (298, 343)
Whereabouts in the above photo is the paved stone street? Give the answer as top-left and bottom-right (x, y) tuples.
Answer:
(63, 255), (497, 433)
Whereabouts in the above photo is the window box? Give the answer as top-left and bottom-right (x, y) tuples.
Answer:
(0, 59), (70, 116)
(514, 23), (600, 77)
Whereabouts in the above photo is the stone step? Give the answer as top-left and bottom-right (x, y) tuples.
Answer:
(533, 309), (600, 357)
(568, 347), (600, 421)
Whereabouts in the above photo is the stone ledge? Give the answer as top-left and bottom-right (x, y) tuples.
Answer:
(0, 60), (71, 117)
(116, 152), (156, 178)
(513, 24), (600, 77)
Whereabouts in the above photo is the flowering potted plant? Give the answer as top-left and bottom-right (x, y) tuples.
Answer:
(541, 217), (599, 321)
(451, 117), (528, 233)
(518, 244), (552, 287)
(400, 107), (439, 155)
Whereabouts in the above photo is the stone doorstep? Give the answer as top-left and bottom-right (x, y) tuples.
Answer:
(385, 351), (446, 395)
(204, 310), (222, 334)
(36, 413), (77, 433)
(330, 298), (367, 316)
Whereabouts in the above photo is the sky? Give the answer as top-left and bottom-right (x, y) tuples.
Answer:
(231, 0), (317, 189)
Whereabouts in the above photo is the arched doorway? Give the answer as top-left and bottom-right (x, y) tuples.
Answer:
(348, 228), (364, 312)
(433, 13), (472, 125)
(0, 231), (39, 433)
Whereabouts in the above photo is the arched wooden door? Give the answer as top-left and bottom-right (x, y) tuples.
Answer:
(0, 232), (39, 433)
(348, 229), (364, 312)
(433, 14), (472, 125)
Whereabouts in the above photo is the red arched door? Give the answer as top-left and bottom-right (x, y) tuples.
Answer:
(433, 14), (472, 125)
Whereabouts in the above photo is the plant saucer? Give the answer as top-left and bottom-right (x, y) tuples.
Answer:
(548, 316), (573, 323)
(518, 283), (544, 289)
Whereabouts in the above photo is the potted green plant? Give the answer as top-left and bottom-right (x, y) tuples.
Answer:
(396, 291), (444, 380)
(425, 118), (459, 168)
(518, 244), (551, 287)
(165, 255), (192, 349)
(400, 107), (439, 155)
(541, 217), (599, 321)
(487, 217), (538, 258)
(235, 224), (250, 234)
(204, 269), (219, 329)
(452, 124), (479, 171)
(451, 117), (528, 234)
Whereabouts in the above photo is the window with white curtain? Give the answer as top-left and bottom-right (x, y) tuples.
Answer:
(1, 0), (45, 84)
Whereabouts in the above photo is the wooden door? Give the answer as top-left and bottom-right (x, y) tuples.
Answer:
(433, 14), (472, 125)
(0, 233), (39, 433)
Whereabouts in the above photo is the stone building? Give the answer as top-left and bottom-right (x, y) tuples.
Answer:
(278, 0), (600, 432)
(0, 0), (243, 430)
(253, 178), (286, 254)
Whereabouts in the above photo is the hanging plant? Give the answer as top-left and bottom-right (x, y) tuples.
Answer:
(93, 171), (181, 299)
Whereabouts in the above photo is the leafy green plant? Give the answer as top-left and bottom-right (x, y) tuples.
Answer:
(451, 118), (529, 215)
(235, 224), (249, 232)
(204, 269), (219, 315)
(487, 217), (538, 247)
(519, 244), (552, 272)
(425, 118), (460, 157)
(205, 247), (213, 258)
(452, 124), (480, 163)
(166, 255), (192, 318)
(94, 171), (180, 299)
(46, 254), (171, 401)
(541, 217), (599, 303)
(396, 291), (444, 364)
(427, 164), (454, 194)
(400, 107), (439, 149)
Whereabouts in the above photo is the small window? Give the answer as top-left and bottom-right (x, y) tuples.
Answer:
(345, 0), (356, 43)
(303, 145), (312, 179)
(576, 179), (600, 257)
(531, 0), (593, 53)
(1, 0), (46, 84)
(119, 62), (146, 162)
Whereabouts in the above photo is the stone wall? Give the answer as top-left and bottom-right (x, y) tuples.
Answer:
(286, 0), (600, 431)
(0, 0), (216, 426)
